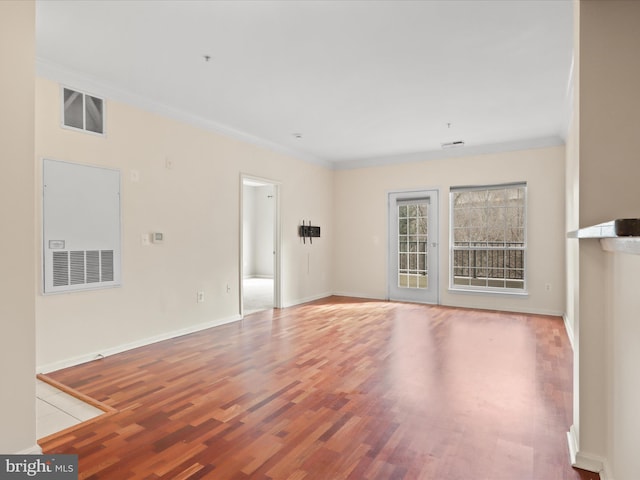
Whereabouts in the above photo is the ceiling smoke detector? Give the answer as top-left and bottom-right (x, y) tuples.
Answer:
(441, 140), (465, 149)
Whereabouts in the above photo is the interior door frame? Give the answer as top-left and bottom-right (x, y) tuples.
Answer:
(239, 174), (282, 317)
(387, 188), (440, 304)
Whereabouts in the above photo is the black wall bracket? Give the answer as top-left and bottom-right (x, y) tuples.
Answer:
(299, 220), (320, 244)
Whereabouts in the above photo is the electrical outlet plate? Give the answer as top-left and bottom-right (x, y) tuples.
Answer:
(197, 291), (205, 303)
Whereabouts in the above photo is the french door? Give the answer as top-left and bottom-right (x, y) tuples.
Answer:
(388, 190), (439, 304)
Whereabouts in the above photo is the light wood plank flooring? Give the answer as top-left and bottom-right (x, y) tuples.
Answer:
(39, 297), (597, 479)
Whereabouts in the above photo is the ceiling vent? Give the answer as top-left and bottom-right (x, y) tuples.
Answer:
(441, 140), (465, 149)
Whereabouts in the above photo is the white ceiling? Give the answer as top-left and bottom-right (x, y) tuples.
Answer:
(35, 0), (573, 169)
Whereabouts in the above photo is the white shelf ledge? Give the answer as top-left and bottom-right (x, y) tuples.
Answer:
(568, 219), (640, 255)
(600, 237), (640, 255)
(567, 218), (640, 239)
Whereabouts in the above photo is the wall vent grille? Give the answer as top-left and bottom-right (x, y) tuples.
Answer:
(43, 159), (121, 294)
(51, 250), (115, 288)
(101, 250), (114, 282)
(86, 250), (100, 284)
(52, 251), (69, 287)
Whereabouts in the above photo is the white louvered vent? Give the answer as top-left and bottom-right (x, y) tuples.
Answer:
(70, 250), (85, 285)
(52, 251), (69, 287)
(101, 250), (114, 282)
(62, 87), (105, 135)
(86, 250), (100, 283)
(43, 159), (121, 293)
(51, 250), (115, 288)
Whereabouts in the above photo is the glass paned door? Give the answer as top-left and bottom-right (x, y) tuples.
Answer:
(389, 190), (438, 304)
(397, 201), (429, 289)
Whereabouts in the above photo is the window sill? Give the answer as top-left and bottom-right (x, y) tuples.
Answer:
(448, 287), (529, 297)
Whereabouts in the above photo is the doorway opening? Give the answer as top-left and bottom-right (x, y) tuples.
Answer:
(241, 175), (281, 315)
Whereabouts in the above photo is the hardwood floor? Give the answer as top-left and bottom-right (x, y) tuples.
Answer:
(40, 297), (598, 479)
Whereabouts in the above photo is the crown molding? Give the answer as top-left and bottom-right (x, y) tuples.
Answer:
(332, 136), (565, 171)
(36, 58), (566, 173)
(36, 58), (331, 170)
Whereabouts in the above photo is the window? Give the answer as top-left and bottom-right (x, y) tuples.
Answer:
(62, 87), (104, 134)
(450, 183), (526, 292)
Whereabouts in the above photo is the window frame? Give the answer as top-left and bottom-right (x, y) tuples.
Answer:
(448, 182), (528, 295)
(60, 85), (106, 136)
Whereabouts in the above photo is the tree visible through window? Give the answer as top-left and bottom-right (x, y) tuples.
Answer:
(450, 183), (526, 291)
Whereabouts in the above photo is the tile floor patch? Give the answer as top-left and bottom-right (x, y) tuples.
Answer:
(36, 379), (103, 439)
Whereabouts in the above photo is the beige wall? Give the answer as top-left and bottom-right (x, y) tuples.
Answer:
(0, 1), (37, 453)
(35, 77), (333, 371)
(608, 252), (640, 480)
(334, 146), (565, 315)
(570, 0), (640, 476)
(579, 1), (640, 227)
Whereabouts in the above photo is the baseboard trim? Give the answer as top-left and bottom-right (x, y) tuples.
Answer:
(331, 293), (566, 317)
(330, 292), (385, 301)
(600, 461), (612, 480)
(37, 314), (242, 373)
(17, 444), (43, 454)
(567, 425), (608, 479)
(436, 302), (564, 317)
(280, 292), (333, 308)
(563, 313), (575, 350)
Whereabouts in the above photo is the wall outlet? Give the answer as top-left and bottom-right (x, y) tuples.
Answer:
(545, 283), (552, 291)
(197, 291), (205, 303)
(226, 284), (231, 294)
(130, 169), (140, 183)
(165, 157), (173, 170)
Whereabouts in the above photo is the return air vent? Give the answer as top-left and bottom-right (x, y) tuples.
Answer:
(52, 251), (69, 287)
(51, 250), (115, 288)
(86, 250), (100, 283)
(101, 250), (114, 282)
(70, 251), (85, 285)
(62, 87), (104, 135)
(43, 159), (121, 293)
